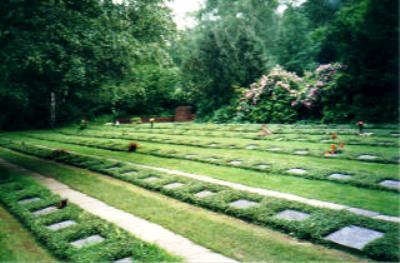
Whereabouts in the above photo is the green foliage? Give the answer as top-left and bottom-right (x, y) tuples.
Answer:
(0, 174), (179, 263)
(3, 139), (399, 261)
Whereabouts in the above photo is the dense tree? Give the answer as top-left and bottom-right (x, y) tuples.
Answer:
(0, 0), (175, 129)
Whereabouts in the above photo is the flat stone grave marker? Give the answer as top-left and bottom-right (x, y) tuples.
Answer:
(321, 139), (331, 143)
(328, 173), (352, 180)
(194, 190), (216, 198)
(18, 197), (41, 204)
(32, 206), (58, 217)
(390, 133), (400, 137)
(346, 208), (380, 217)
(163, 182), (185, 189)
(229, 199), (258, 209)
(114, 257), (134, 263)
(275, 209), (310, 221)
(106, 166), (121, 171)
(246, 144), (259, 150)
(324, 225), (384, 250)
(379, 179), (400, 190)
(70, 234), (105, 248)
(229, 160), (242, 166)
(296, 138), (307, 141)
(122, 170), (138, 176)
(208, 143), (218, 147)
(255, 164), (270, 170)
(294, 150), (309, 155)
(325, 153), (338, 157)
(143, 176), (160, 182)
(47, 220), (77, 231)
(357, 154), (377, 161)
(287, 168), (307, 175)
(185, 154), (197, 159)
(269, 147), (282, 152)
(205, 157), (219, 162)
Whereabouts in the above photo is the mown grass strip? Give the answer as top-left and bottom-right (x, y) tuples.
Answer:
(4, 135), (399, 216)
(0, 166), (180, 263)
(59, 128), (400, 164)
(1, 140), (398, 261)
(21, 132), (399, 192)
(0, 147), (366, 262)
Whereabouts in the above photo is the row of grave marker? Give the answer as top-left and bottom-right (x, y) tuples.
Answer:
(16, 195), (133, 263)
(119, 170), (386, 251)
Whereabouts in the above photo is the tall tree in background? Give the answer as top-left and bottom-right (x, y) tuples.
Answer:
(0, 0), (175, 129)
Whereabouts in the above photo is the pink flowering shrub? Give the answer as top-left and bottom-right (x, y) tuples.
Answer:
(234, 63), (344, 123)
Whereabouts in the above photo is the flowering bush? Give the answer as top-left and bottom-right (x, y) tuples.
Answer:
(232, 63), (344, 123)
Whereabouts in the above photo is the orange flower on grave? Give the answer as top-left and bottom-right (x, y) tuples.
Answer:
(331, 132), (337, 140)
(330, 144), (337, 154)
(339, 143), (345, 149)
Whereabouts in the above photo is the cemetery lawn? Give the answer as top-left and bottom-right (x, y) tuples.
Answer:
(3, 134), (398, 216)
(0, 148), (364, 262)
(0, 204), (57, 263)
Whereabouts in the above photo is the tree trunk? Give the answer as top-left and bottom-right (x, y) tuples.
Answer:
(50, 91), (56, 128)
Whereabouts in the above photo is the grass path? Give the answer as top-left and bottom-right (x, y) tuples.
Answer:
(0, 147), (366, 262)
(6, 137), (398, 216)
(0, 205), (57, 263)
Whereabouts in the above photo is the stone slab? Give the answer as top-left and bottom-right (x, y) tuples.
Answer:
(229, 199), (258, 209)
(357, 155), (377, 161)
(70, 234), (105, 248)
(245, 144), (259, 150)
(229, 160), (242, 166)
(194, 190), (215, 198)
(185, 155), (197, 159)
(346, 208), (380, 217)
(208, 144), (218, 147)
(18, 197), (41, 204)
(379, 180), (400, 190)
(255, 164), (270, 170)
(32, 206), (58, 216)
(294, 150), (309, 155)
(275, 209), (310, 221)
(143, 176), (159, 182)
(122, 170), (138, 176)
(163, 182), (185, 189)
(269, 147), (282, 152)
(328, 173), (352, 180)
(114, 257), (134, 263)
(47, 220), (77, 231)
(324, 225), (384, 250)
(287, 168), (307, 175)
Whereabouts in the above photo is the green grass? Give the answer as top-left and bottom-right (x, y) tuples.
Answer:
(0, 147), (366, 262)
(0, 205), (57, 263)
(14, 131), (399, 194)
(3, 135), (399, 216)
(58, 128), (400, 163)
(0, 166), (179, 263)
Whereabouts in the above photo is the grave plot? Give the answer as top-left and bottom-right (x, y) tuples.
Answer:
(1, 137), (400, 261)
(274, 209), (310, 221)
(194, 190), (216, 198)
(324, 225), (384, 250)
(379, 180), (400, 190)
(0, 174), (179, 263)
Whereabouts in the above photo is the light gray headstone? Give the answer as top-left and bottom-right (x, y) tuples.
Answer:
(287, 168), (307, 175)
(275, 209), (310, 221)
(114, 257), (134, 263)
(18, 197), (41, 204)
(324, 225), (384, 250)
(143, 176), (159, 182)
(328, 173), (352, 180)
(185, 155), (197, 159)
(246, 144), (259, 150)
(357, 155), (377, 161)
(229, 199), (258, 209)
(70, 235), (105, 248)
(294, 150), (309, 155)
(122, 170), (138, 176)
(208, 144), (218, 147)
(163, 182), (185, 189)
(379, 180), (400, 190)
(346, 208), (380, 217)
(47, 220), (77, 231)
(269, 147), (282, 152)
(32, 206), (58, 216)
(229, 160), (242, 166)
(194, 190), (215, 198)
(255, 164), (270, 170)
